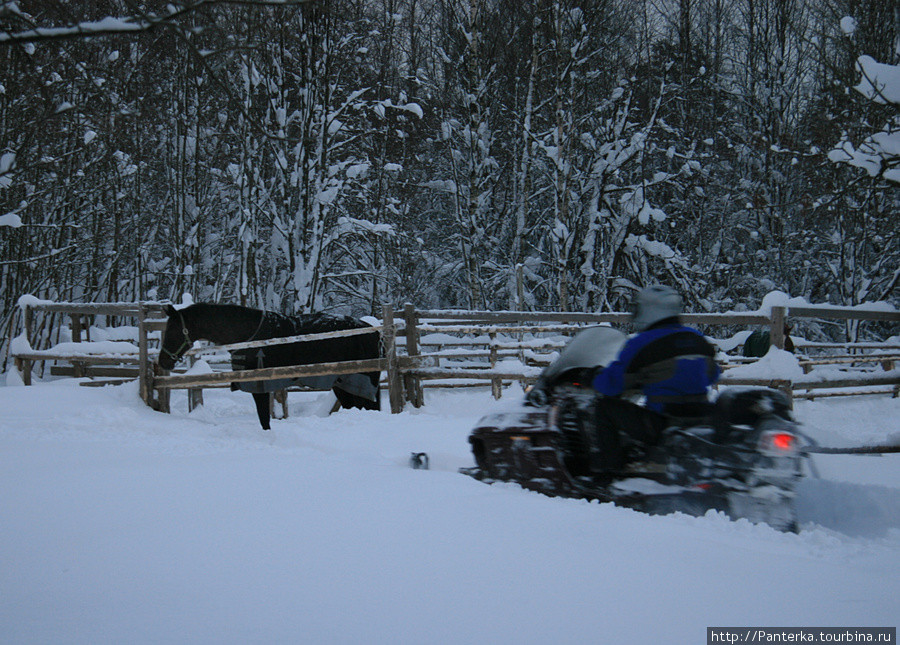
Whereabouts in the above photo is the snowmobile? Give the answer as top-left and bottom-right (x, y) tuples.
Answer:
(460, 326), (809, 532)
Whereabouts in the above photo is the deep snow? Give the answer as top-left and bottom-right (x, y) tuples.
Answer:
(1, 378), (899, 645)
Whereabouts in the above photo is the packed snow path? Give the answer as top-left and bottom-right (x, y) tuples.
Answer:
(1, 379), (898, 644)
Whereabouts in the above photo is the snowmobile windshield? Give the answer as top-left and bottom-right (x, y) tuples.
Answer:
(540, 326), (627, 386)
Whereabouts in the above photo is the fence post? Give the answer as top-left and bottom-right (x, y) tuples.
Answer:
(138, 305), (152, 407)
(770, 306), (786, 350)
(138, 303), (171, 412)
(382, 305), (404, 414)
(157, 368), (171, 413)
(777, 379), (794, 409)
(186, 354), (204, 412)
(403, 303), (424, 407)
(516, 263), (524, 311)
(489, 331), (502, 399)
(71, 313), (85, 378)
(17, 304), (34, 385)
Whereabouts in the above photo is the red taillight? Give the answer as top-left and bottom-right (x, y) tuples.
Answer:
(772, 433), (795, 451)
(759, 430), (799, 454)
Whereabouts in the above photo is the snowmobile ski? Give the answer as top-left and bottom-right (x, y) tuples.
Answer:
(803, 444), (900, 455)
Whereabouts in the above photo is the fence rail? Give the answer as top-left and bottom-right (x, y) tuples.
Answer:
(153, 358), (389, 389)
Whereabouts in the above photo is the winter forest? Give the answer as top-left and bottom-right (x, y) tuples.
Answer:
(1, 0), (899, 352)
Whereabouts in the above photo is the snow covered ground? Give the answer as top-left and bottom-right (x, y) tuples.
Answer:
(1, 377), (899, 645)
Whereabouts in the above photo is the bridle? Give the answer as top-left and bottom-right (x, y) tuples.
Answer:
(161, 309), (192, 364)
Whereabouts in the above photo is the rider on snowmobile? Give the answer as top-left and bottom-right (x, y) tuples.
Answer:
(588, 285), (720, 474)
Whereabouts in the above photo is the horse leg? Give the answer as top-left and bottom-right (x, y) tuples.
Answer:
(332, 378), (381, 412)
(274, 389), (289, 419)
(329, 395), (343, 414)
(333, 387), (355, 411)
(251, 392), (272, 430)
(366, 372), (381, 410)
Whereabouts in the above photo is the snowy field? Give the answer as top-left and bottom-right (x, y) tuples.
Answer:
(1, 376), (899, 645)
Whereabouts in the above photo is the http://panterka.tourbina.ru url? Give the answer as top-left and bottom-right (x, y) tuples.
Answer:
(707, 627), (896, 644)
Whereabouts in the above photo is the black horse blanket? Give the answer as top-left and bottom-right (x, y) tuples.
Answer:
(229, 311), (381, 406)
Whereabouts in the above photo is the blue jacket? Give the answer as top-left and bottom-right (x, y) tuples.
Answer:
(592, 322), (720, 415)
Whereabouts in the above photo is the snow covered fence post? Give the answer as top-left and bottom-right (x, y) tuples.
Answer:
(15, 302), (34, 385)
(403, 304), (424, 408)
(186, 353), (203, 413)
(22, 304), (33, 348)
(138, 305), (152, 407)
(770, 306), (786, 351)
(138, 303), (170, 412)
(70, 313), (85, 378)
(382, 305), (404, 414)
(489, 331), (502, 399)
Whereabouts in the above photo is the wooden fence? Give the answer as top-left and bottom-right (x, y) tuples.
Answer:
(397, 304), (900, 407)
(10, 302), (413, 413)
(10, 299), (900, 414)
(11, 301), (167, 388)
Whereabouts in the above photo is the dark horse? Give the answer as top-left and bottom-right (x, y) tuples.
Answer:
(742, 325), (795, 357)
(157, 303), (381, 429)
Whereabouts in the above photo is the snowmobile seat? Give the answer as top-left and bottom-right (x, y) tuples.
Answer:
(711, 388), (793, 442)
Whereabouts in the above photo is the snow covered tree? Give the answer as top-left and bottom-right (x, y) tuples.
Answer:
(430, 0), (503, 310)
(816, 4), (900, 320)
(4, 0), (900, 366)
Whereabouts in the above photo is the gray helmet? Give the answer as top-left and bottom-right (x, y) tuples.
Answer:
(631, 285), (683, 331)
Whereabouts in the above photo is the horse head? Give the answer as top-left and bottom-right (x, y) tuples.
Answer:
(158, 304), (193, 371)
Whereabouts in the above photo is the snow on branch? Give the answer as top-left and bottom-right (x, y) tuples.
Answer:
(828, 49), (900, 183)
(855, 55), (900, 105)
(0, 0), (315, 46)
(0, 213), (23, 228)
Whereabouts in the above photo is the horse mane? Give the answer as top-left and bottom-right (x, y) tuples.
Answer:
(187, 302), (261, 317)
(186, 303), (364, 326)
